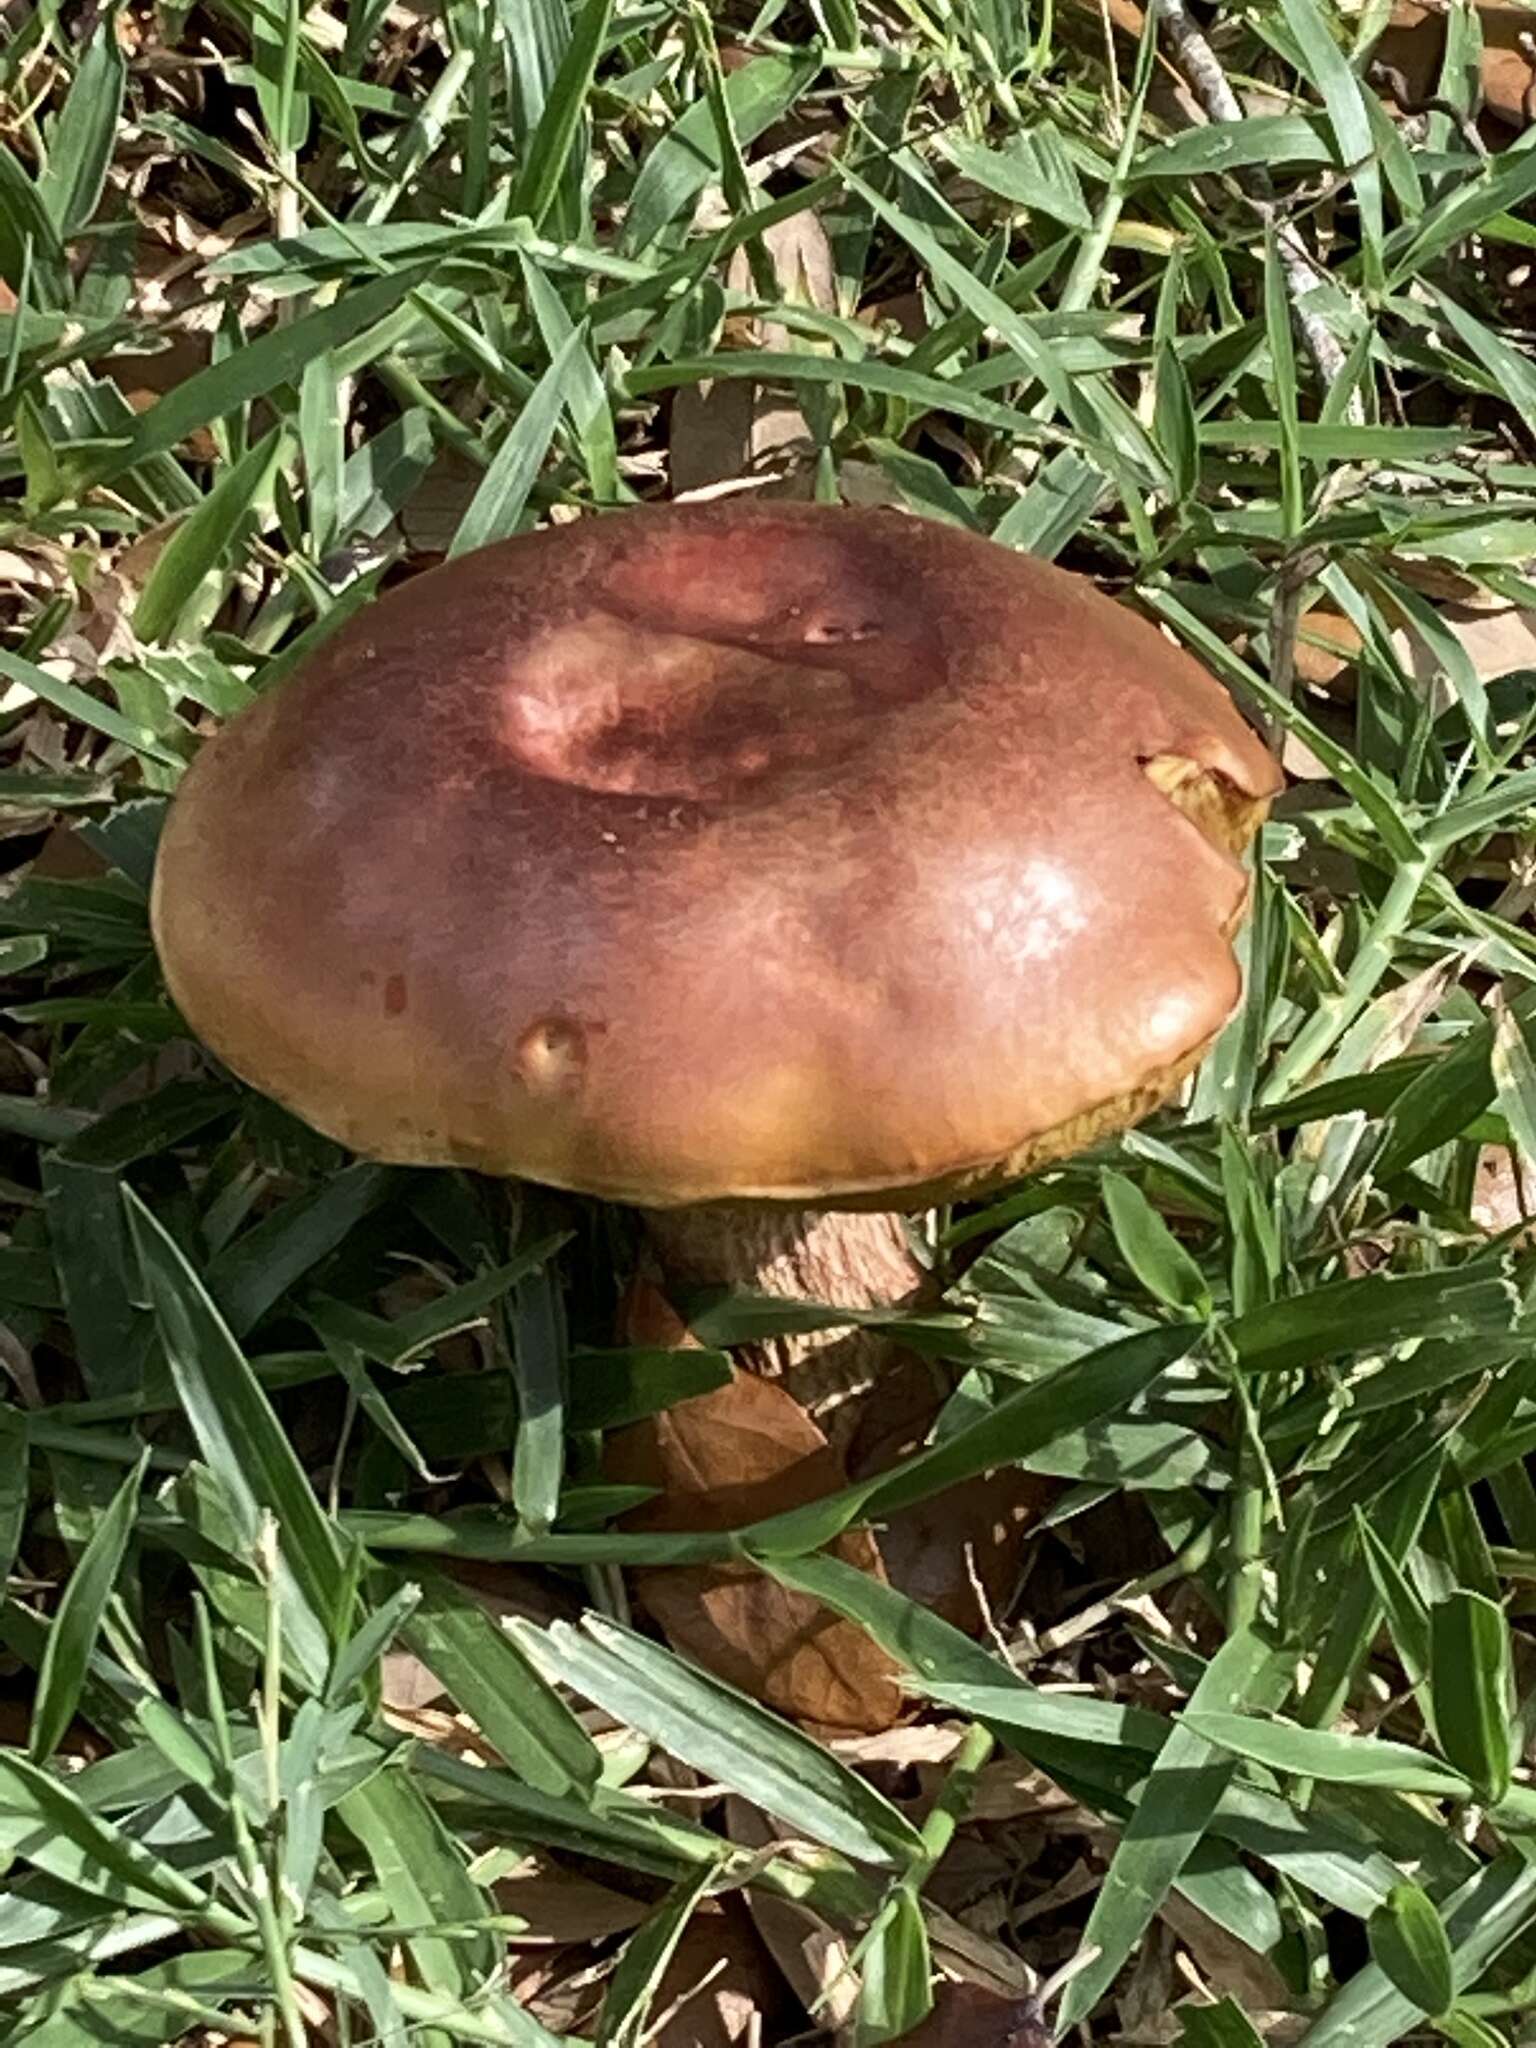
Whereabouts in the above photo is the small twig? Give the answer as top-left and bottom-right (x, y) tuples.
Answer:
(964, 1539), (1020, 1671)
(1097, 0), (1126, 135)
(639, 1959), (728, 2047)
(1367, 59), (1488, 159)
(1157, 0), (1362, 416)
(1264, 532), (1332, 729)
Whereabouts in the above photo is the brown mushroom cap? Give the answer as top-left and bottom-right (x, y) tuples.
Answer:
(151, 502), (1280, 1207)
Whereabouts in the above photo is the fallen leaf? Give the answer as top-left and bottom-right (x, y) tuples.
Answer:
(106, 334), (219, 462)
(922, 1834), (1016, 1927)
(1294, 606), (1365, 690)
(866, 1462), (1050, 1638)
(1389, 554), (1501, 604)
(399, 448), (485, 554)
(726, 1794), (860, 2030)
(1472, 1144), (1536, 1241)
(497, 1854), (649, 1947)
(1231, 605), (1363, 697)
(608, 1368), (905, 1731)
(671, 210), (837, 501)
(1011, 1857), (1099, 1929)
(668, 380), (814, 501)
(380, 1647), (447, 1712)
(1394, 599), (1536, 693)
(891, 1980), (1051, 2048)
(829, 1724), (965, 1767)
(643, 1898), (791, 2046)
(848, 1352), (1054, 1637)
(856, 292), (928, 343)
(29, 824), (110, 880)
(1157, 1891), (1294, 2014)
(926, 1905), (1040, 1999)
(1377, 4), (1536, 132)
(1065, 0), (1146, 31)
(966, 1759), (1079, 1825)
(380, 1701), (507, 1763)
(619, 1274), (698, 1351)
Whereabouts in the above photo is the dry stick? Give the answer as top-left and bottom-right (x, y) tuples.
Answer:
(1157, 0), (1360, 413)
(1159, 0), (1372, 736)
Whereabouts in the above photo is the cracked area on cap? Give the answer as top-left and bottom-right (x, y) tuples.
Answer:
(151, 501), (1282, 1206)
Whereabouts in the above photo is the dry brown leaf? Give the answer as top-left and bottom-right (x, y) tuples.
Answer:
(889, 1980), (1051, 2048)
(1377, 4), (1536, 132)
(856, 292), (928, 343)
(399, 448), (485, 555)
(867, 1464), (1050, 1637)
(925, 1903), (1039, 1997)
(497, 1854), (649, 1947)
(1268, 589), (1535, 727)
(829, 1723), (964, 1767)
(1065, 0), (1147, 32)
(611, 1293), (1038, 1723)
(1231, 605), (1363, 699)
(1157, 1892), (1294, 2014)
(1391, 554), (1505, 605)
(1294, 607), (1365, 690)
(966, 1758), (1080, 1825)
(609, 1369), (904, 1731)
(380, 1701), (506, 1762)
(671, 211), (837, 501)
(380, 1647), (446, 1712)
(725, 213), (839, 342)
(29, 824), (109, 881)
(644, 1899), (791, 2046)
(848, 1351), (1054, 1637)
(668, 381), (814, 501)
(1394, 600), (1536, 695)
(620, 1274), (698, 1351)
(922, 1835), (1015, 1930)
(512, 1911), (625, 2036)
(726, 1794), (860, 2029)
(1472, 1144), (1536, 1240)
(1012, 1856), (1100, 1929)
(633, 1557), (902, 1730)
(611, 1365), (859, 1533)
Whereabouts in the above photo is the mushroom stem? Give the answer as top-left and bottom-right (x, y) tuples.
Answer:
(639, 1203), (933, 1447)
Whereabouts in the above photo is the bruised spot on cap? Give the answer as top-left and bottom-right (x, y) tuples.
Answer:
(516, 1014), (592, 1096)
(383, 974), (408, 1016)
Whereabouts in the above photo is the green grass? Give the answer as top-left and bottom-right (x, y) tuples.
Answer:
(4, 1), (1536, 2042)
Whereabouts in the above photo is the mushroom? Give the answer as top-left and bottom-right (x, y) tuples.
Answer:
(152, 502), (1280, 1437)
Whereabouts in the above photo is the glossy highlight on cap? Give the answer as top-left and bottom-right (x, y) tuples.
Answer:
(151, 501), (1282, 1206)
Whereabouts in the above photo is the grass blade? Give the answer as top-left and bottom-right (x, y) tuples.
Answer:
(1367, 1882), (1454, 2020)
(29, 1448), (147, 1764)
(519, 1615), (924, 1869)
(449, 326), (586, 557)
(125, 1188), (342, 1683)
(1059, 1627), (1290, 2029)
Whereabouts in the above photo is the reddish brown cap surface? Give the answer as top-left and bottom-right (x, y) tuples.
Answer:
(151, 502), (1280, 1206)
